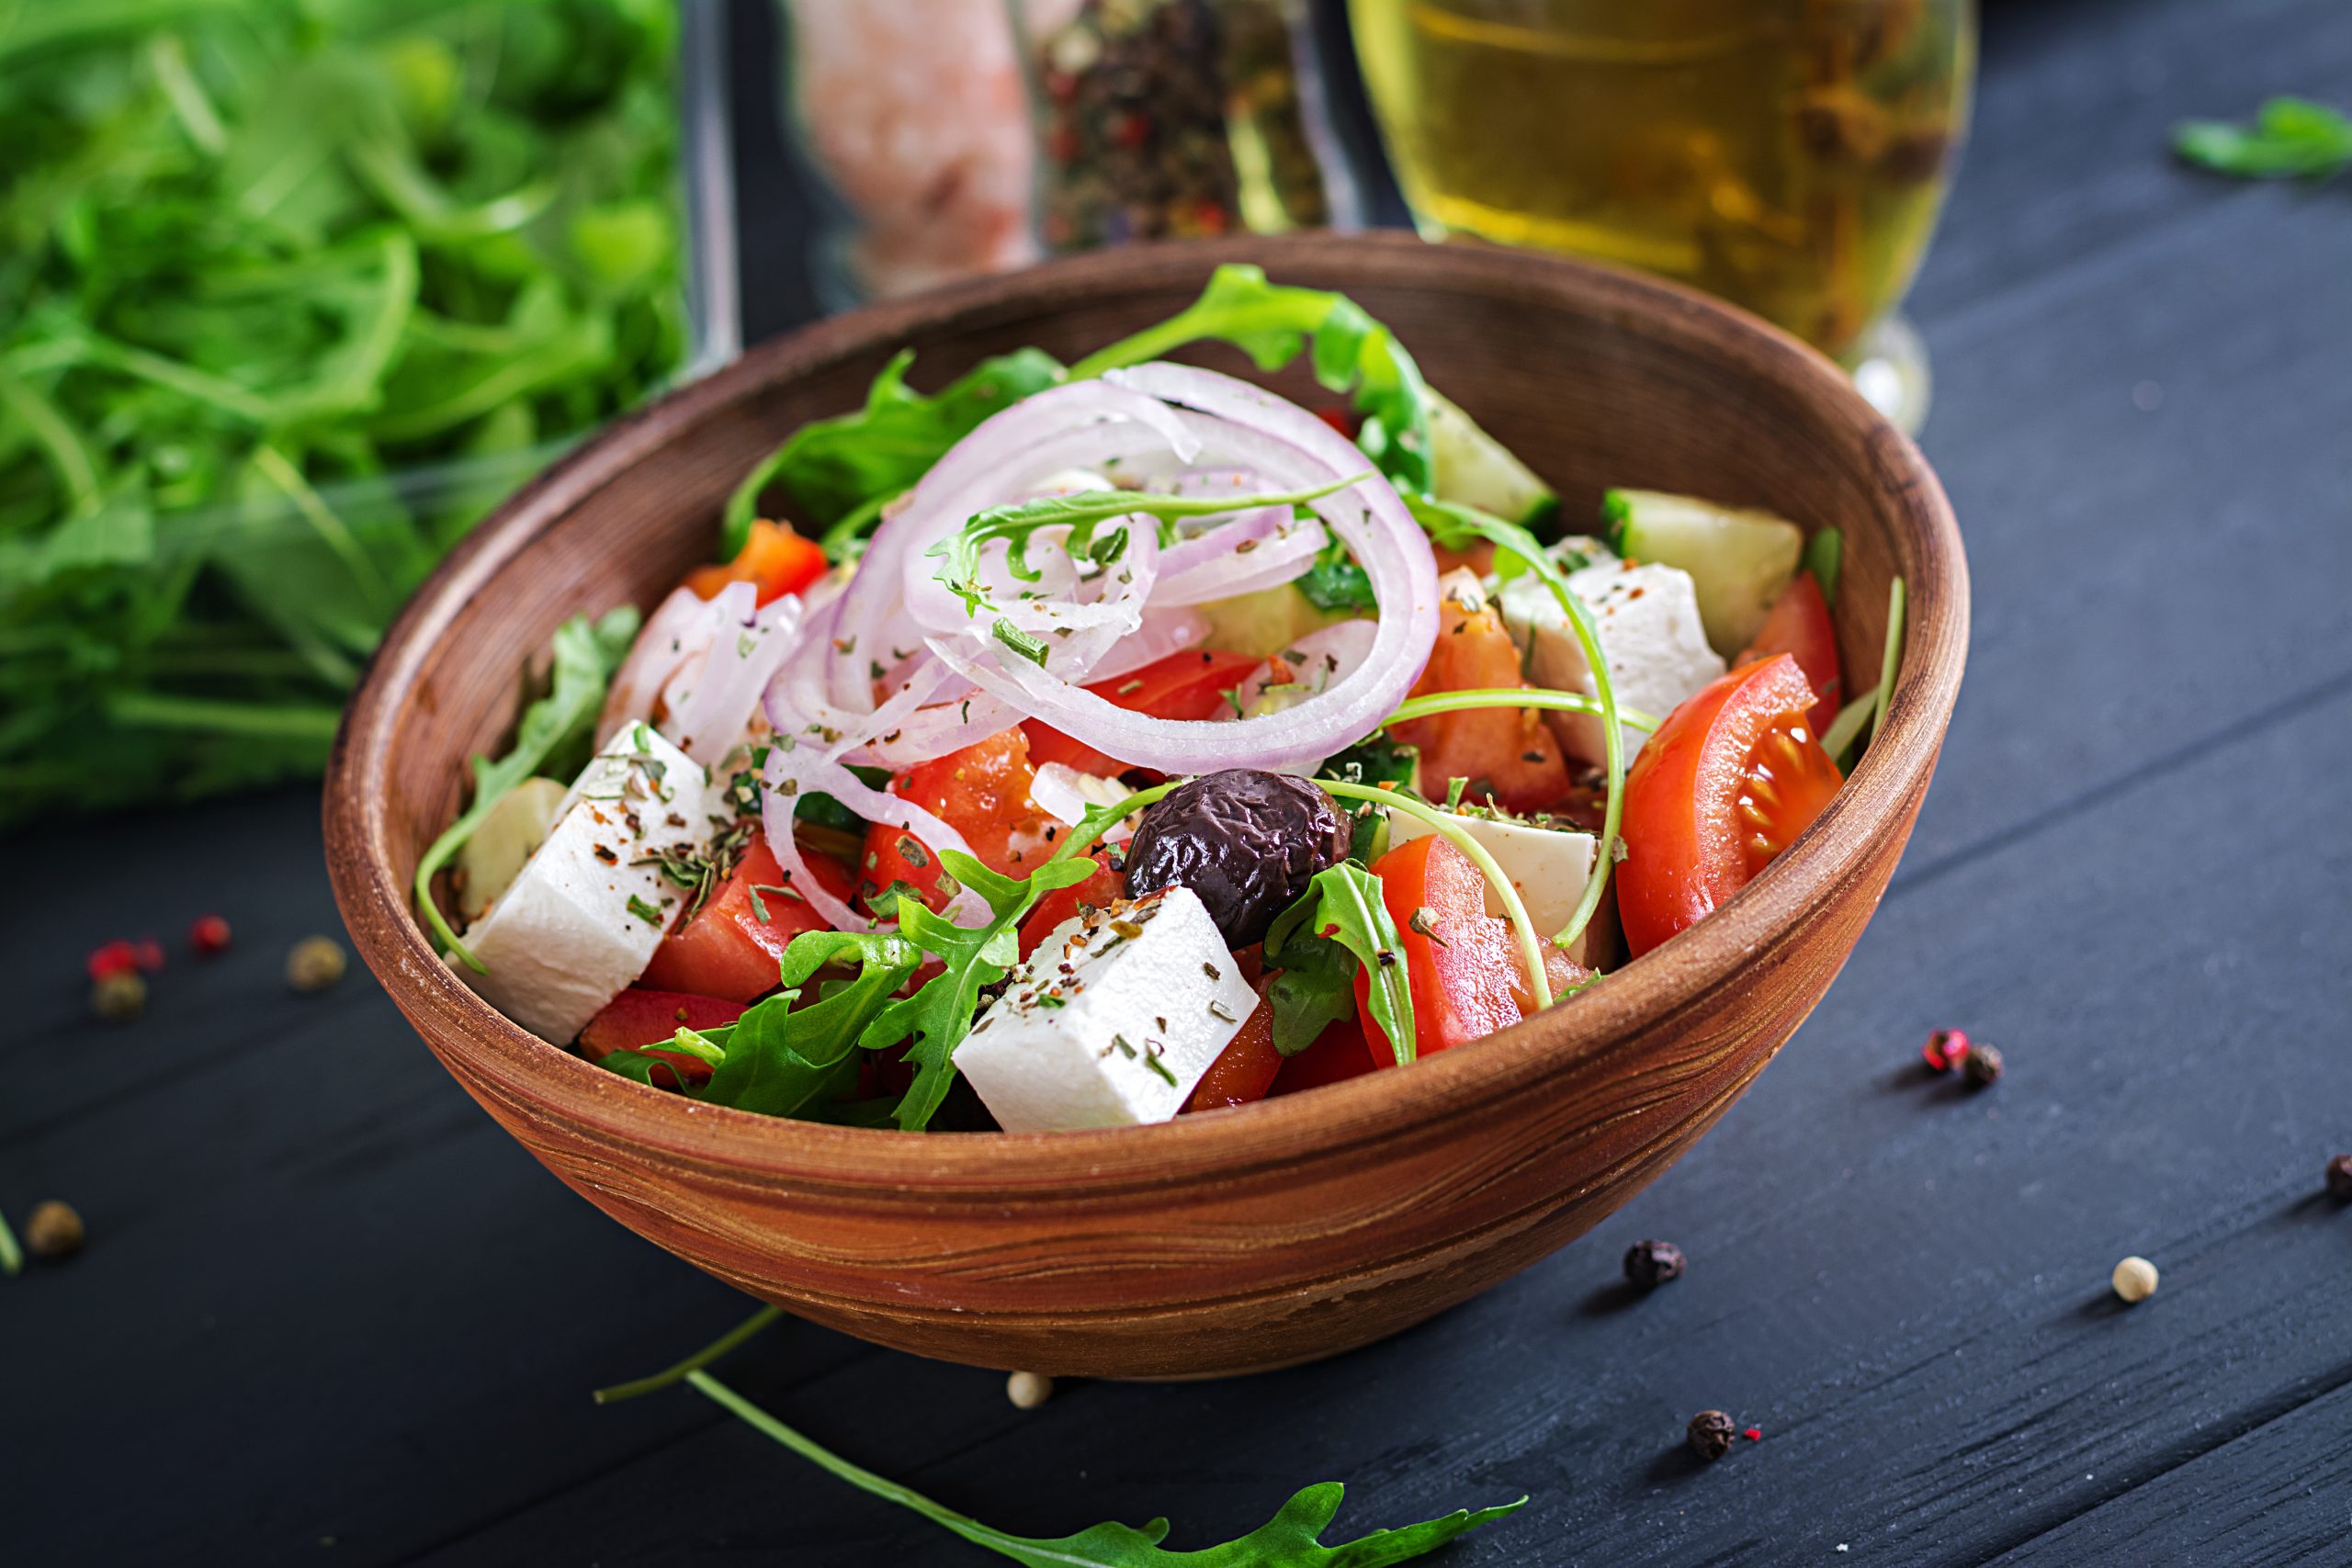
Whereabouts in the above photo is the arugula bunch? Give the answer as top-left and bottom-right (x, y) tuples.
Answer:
(1264, 864), (1417, 1064)
(0, 0), (686, 830)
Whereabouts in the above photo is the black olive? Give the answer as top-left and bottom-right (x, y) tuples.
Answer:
(1123, 770), (1351, 947)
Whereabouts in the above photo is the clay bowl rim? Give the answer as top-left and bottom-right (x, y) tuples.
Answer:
(326, 231), (1967, 1198)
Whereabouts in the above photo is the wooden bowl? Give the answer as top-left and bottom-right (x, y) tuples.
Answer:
(325, 233), (1965, 1379)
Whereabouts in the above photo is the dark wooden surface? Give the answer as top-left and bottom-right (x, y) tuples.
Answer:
(6, 0), (2349, 1562)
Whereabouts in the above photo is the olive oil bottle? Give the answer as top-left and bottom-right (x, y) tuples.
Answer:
(1348, 0), (1973, 359)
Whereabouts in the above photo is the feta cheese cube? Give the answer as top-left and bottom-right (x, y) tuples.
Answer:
(958, 887), (1257, 1132)
(1384, 807), (1610, 966)
(1497, 551), (1724, 765)
(462, 723), (710, 1043)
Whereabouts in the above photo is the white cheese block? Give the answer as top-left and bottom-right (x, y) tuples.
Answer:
(1384, 807), (1608, 967)
(462, 723), (710, 1044)
(958, 887), (1257, 1132)
(1497, 553), (1724, 766)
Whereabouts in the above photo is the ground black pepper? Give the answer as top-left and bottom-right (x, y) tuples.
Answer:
(1623, 1239), (1686, 1289)
(1687, 1409), (1737, 1461)
(2325, 1153), (2352, 1202)
(1962, 1043), (2004, 1087)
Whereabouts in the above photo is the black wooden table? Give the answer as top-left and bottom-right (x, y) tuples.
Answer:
(7, 1), (2349, 1562)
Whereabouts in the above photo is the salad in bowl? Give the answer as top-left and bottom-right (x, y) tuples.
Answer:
(416, 265), (1896, 1138)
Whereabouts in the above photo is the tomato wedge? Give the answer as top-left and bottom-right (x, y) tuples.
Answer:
(639, 831), (857, 1002)
(684, 518), (829, 606)
(1737, 572), (1842, 733)
(1022, 649), (1268, 778)
(1353, 834), (1527, 1066)
(1390, 584), (1569, 814)
(862, 729), (1057, 915)
(1015, 853), (1125, 958)
(1185, 970), (1283, 1112)
(1268, 1016), (1374, 1095)
(1616, 653), (1843, 957)
(580, 988), (748, 1056)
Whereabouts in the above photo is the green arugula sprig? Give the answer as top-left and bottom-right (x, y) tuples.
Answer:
(1261, 863), (1416, 1063)
(1069, 264), (1435, 497)
(724, 347), (1067, 558)
(867, 851), (1102, 1131)
(2175, 97), (2352, 179)
(413, 605), (639, 970)
(665, 931), (920, 1118)
(1379, 686), (1657, 736)
(687, 1369), (1521, 1566)
(0, 1208), (21, 1277)
(931, 474), (1365, 622)
(591, 1303), (1523, 1562)
(1405, 497), (1623, 962)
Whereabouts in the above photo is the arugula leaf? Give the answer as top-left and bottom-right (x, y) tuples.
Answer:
(1295, 539), (1379, 613)
(1317, 735), (1419, 793)
(723, 347), (1067, 558)
(413, 605), (639, 970)
(1261, 889), (1361, 1058)
(693, 931), (922, 1117)
(0, 1208), (21, 1277)
(864, 850), (1100, 1131)
(1306, 863), (1418, 1068)
(2175, 97), (2352, 179)
(687, 1370), (1523, 1567)
(932, 474), (1363, 619)
(1069, 264), (1435, 498)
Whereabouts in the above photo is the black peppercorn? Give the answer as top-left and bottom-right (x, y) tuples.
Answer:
(1687, 1409), (1736, 1461)
(1624, 1239), (1686, 1289)
(2326, 1153), (2352, 1202)
(1962, 1043), (2004, 1087)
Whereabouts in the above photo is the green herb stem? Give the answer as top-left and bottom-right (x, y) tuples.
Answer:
(1317, 780), (1552, 1011)
(592, 1304), (781, 1404)
(1871, 576), (1905, 756)
(0, 1207), (21, 1277)
(1380, 686), (1658, 735)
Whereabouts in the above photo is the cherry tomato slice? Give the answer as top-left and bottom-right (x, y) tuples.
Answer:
(1268, 1016), (1374, 1095)
(1391, 585), (1569, 814)
(1015, 854), (1125, 959)
(1353, 834), (1527, 1067)
(579, 988), (748, 1056)
(1616, 653), (1843, 957)
(862, 729), (1057, 915)
(683, 519), (829, 606)
(1737, 572), (1843, 733)
(1022, 649), (1269, 778)
(639, 832), (857, 1002)
(1184, 971), (1283, 1112)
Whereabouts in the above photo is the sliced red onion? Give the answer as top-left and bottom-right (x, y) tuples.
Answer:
(1230, 618), (1380, 717)
(666, 586), (803, 765)
(597, 586), (713, 747)
(1031, 761), (1137, 843)
(758, 737), (987, 933)
(1154, 506), (1327, 605)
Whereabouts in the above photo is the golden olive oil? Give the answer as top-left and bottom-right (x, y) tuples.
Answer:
(1349, 0), (1973, 355)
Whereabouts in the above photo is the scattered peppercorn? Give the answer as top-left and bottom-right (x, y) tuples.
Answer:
(1686, 1409), (1737, 1461)
(86, 939), (141, 981)
(1006, 1371), (1054, 1410)
(25, 1200), (84, 1259)
(91, 968), (146, 1021)
(1962, 1043), (2005, 1088)
(1623, 1239), (1687, 1289)
(2110, 1256), (2159, 1303)
(190, 914), (232, 957)
(1743, 1427), (1763, 1442)
(2324, 1154), (2352, 1202)
(134, 937), (164, 972)
(1921, 1028), (1969, 1072)
(286, 934), (347, 994)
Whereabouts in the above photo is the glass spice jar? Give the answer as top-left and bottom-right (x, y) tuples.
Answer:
(1012, 0), (1360, 254)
